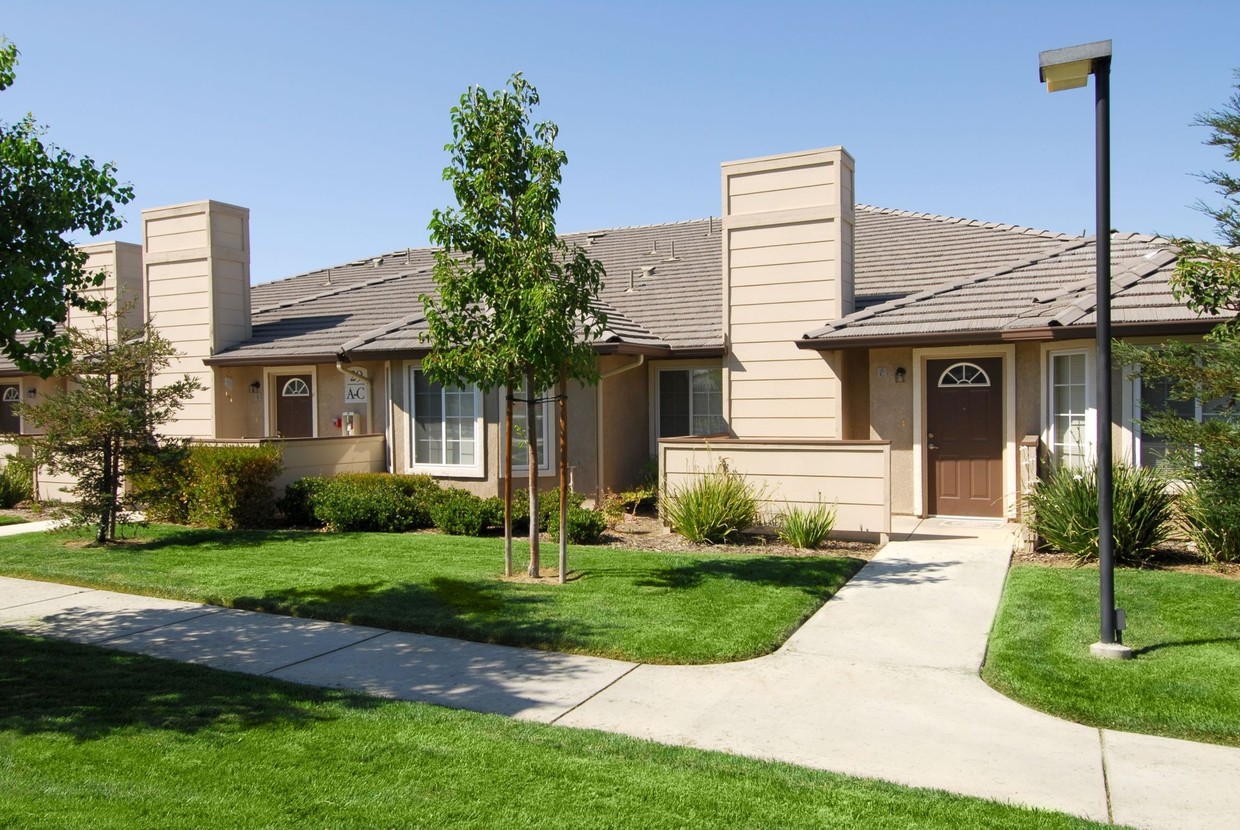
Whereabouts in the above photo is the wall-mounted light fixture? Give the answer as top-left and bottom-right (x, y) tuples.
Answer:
(26, 387), (37, 398)
(895, 367), (906, 384)
(249, 380), (262, 394)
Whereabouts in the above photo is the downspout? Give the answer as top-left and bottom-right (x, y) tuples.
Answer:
(595, 354), (645, 503)
(384, 361), (393, 472)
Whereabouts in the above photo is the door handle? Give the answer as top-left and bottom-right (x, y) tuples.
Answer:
(928, 443), (939, 450)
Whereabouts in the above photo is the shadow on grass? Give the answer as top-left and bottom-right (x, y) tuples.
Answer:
(232, 578), (605, 653)
(1134, 636), (1240, 657)
(0, 629), (375, 741)
(635, 556), (864, 595)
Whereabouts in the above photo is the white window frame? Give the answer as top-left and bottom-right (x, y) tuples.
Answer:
(503, 382), (553, 474)
(654, 366), (726, 441)
(1045, 348), (1094, 469)
(262, 365), (319, 438)
(405, 363), (485, 478)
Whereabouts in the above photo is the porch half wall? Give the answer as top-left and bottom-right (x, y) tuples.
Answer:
(659, 437), (891, 543)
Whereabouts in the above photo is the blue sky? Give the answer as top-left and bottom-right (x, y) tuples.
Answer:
(3, 1), (1237, 282)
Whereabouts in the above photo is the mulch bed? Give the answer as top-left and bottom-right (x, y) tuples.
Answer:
(599, 514), (878, 559)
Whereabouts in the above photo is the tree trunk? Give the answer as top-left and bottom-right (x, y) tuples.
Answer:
(558, 366), (568, 585)
(97, 438), (111, 544)
(504, 380), (514, 577)
(526, 365), (540, 577)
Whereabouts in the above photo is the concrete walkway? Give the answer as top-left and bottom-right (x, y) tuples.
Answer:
(1, 519), (1238, 829)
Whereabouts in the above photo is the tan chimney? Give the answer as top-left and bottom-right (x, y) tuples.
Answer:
(72, 241), (144, 339)
(721, 146), (855, 440)
(142, 200), (251, 439)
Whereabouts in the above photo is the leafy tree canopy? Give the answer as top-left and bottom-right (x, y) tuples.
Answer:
(422, 73), (607, 393)
(0, 40), (134, 376)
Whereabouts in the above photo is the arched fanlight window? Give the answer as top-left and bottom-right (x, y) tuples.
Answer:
(937, 362), (991, 388)
(1, 387), (18, 402)
(281, 378), (311, 397)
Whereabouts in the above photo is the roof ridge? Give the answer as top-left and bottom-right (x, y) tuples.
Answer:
(857, 204), (1078, 241)
(559, 217), (717, 236)
(253, 269), (425, 315)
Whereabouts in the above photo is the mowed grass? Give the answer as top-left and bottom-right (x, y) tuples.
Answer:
(0, 632), (1112, 830)
(0, 525), (864, 664)
(983, 564), (1240, 746)
(0, 515), (27, 527)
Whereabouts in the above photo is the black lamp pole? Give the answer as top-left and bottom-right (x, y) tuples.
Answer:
(1039, 40), (1130, 658)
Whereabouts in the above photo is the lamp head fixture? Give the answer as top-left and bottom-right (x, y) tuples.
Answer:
(1038, 40), (1111, 92)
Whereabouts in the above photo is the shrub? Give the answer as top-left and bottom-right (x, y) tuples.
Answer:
(547, 504), (608, 545)
(130, 445), (192, 524)
(0, 455), (34, 508)
(1024, 462), (1175, 564)
(538, 486), (587, 530)
(480, 496), (506, 530)
(661, 463), (764, 544)
(775, 500), (837, 549)
(312, 473), (443, 532)
(185, 444), (284, 529)
(431, 489), (491, 536)
(278, 476), (327, 528)
(1177, 481), (1240, 564)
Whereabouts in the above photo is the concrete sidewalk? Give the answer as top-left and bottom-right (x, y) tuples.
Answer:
(1, 519), (1237, 829)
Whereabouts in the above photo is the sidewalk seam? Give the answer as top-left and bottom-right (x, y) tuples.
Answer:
(0, 586), (96, 611)
(549, 662), (642, 725)
(96, 608), (223, 644)
(259, 629), (391, 677)
(1098, 728), (1115, 824)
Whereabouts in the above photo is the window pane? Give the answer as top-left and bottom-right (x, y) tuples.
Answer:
(412, 370), (477, 468)
(1050, 353), (1087, 468)
(659, 371), (691, 437)
(507, 381), (549, 469)
(690, 369), (725, 434)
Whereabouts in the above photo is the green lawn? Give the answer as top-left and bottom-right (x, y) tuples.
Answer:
(983, 564), (1240, 746)
(0, 631), (1112, 830)
(0, 525), (864, 664)
(0, 516), (26, 527)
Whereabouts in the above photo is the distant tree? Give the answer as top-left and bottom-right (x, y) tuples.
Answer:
(0, 40), (134, 376)
(1119, 71), (1240, 562)
(423, 74), (606, 579)
(20, 306), (201, 543)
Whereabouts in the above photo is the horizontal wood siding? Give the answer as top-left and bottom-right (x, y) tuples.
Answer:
(660, 439), (890, 541)
(274, 435), (386, 493)
(723, 148), (854, 442)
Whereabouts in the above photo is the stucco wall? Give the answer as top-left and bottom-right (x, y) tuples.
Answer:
(868, 347), (915, 515)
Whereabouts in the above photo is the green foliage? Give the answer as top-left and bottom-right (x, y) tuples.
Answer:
(19, 307), (201, 542)
(1023, 463), (1175, 564)
(277, 477), (328, 528)
(617, 456), (659, 516)
(537, 485), (587, 531)
(185, 445), (283, 530)
(430, 489), (492, 536)
(661, 464), (764, 544)
(0, 455), (33, 508)
(311, 473), (444, 533)
(422, 73), (608, 395)
(548, 505), (608, 545)
(775, 500), (838, 550)
(0, 40), (135, 375)
(129, 445), (192, 524)
(1178, 481), (1240, 564)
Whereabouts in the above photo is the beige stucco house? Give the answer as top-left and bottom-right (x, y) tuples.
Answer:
(0, 145), (1223, 539)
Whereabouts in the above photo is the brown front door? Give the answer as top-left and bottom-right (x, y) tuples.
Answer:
(927, 358), (1003, 517)
(0, 385), (20, 434)
(275, 374), (313, 438)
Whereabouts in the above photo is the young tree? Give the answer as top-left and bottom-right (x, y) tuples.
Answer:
(20, 307), (201, 543)
(422, 74), (606, 579)
(1120, 71), (1240, 561)
(0, 40), (135, 376)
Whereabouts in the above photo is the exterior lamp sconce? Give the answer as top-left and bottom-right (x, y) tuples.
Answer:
(249, 380), (262, 395)
(894, 367), (906, 384)
(1039, 39), (1131, 660)
(26, 387), (36, 399)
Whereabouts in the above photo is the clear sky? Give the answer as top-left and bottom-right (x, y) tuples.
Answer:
(3, 1), (1237, 282)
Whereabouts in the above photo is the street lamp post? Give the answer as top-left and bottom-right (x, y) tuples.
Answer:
(1038, 39), (1133, 660)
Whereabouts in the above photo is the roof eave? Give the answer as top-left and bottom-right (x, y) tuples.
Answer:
(796, 319), (1224, 351)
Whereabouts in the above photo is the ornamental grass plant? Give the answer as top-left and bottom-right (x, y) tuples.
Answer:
(661, 463), (764, 544)
(1024, 462), (1175, 564)
(775, 500), (838, 550)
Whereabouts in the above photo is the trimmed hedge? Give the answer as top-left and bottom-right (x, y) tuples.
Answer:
(550, 505), (608, 545)
(430, 489), (492, 536)
(138, 444), (283, 529)
(278, 476), (327, 528)
(310, 473), (443, 532)
(0, 455), (34, 508)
